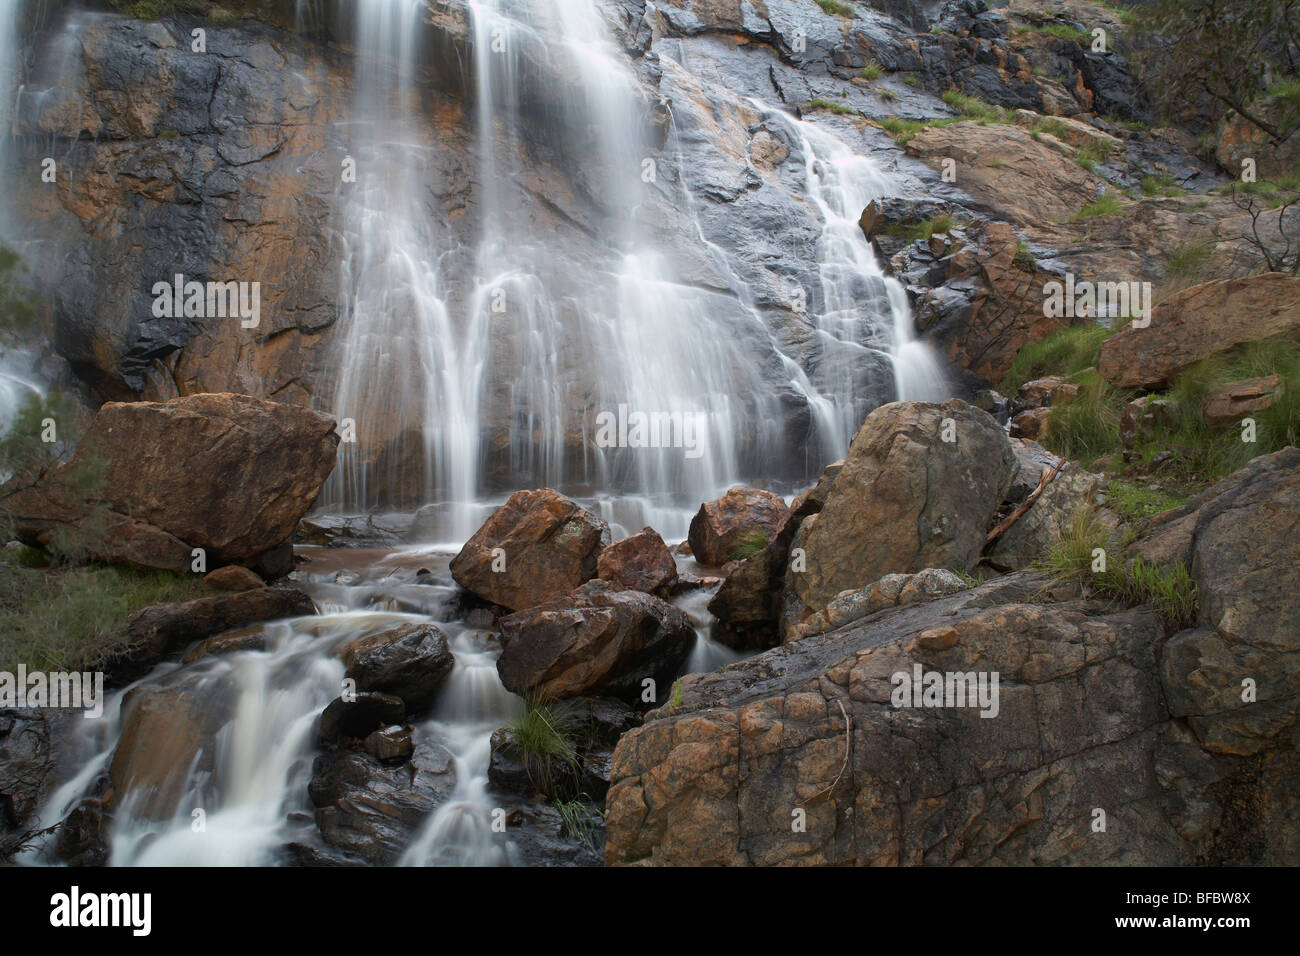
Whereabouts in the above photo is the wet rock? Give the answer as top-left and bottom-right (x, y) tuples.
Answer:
(109, 675), (236, 821)
(450, 489), (610, 612)
(596, 527), (677, 595)
(0, 709), (57, 837)
(1099, 275), (1300, 390)
(790, 400), (1016, 615)
(121, 586), (314, 671)
(2, 394), (339, 572)
(309, 738), (458, 865)
(362, 726), (414, 763)
(180, 625), (267, 664)
(338, 622), (454, 713)
(496, 580), (694, 702)
(55, 798), (111, 867)
(203, 565), (265, 592)
(319, 692), (406, 743)
(687, 487), (790, 566)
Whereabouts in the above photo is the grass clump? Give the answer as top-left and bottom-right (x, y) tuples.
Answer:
(1016, 23), (1093, 45)
(815, 0), (853, 16)
(887, 212), (957, 243)
(941, 89), (1006, 123)
(1075, 139), (1115, 171)
(1106, 478), (1187, 522)
(857, 60), (884, 81)
(1043, 506), (1199, 630)
(806, 98), (857, 116)
(1069, 193), (1125, 220)
(1043, 372), (1123, 461)
(1141, 173), (1185, 197)
(554, 796), (604, 852)
(0, 564), (204, 673)
(1035, 117), (1071, 141)
(504, 698), (581, 798)
(998, 324), (1114, 394)
(727, 529), (771, 562)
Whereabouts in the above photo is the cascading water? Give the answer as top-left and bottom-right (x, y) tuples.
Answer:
(323, 0), (946, 541)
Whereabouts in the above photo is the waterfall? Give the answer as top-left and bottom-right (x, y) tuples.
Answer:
(323, 0), (947, 541)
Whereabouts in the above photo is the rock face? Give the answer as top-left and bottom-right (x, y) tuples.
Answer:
(987, 467), (1100, 571)
(790, 400), (1017, 615)
(496, 580), (694, 702)
(1098, 275), (1300, 390)
(784, 568), (968, 642)
(596, 527), (677, 596)
(449, 490), (610, 612)
(687, 487), (790, 567)
(605, 454), (1300, 866)
(337, 622), (455, 714)
(2, 394), (338, 572)
(0, 710), (57, 841)
(1200, 375), (1284, 428)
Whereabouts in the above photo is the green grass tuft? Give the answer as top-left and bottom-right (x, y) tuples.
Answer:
(727, 529), (771, 562)
(504, 698), (581, 798)
(806, 98), (857, 116)
(999, 324), (1114, 394)
(1069, 193), (1125, 220)
(815, 0), (854, 16)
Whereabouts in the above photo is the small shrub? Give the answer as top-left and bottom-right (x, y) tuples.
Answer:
(727, 529), (770, 562)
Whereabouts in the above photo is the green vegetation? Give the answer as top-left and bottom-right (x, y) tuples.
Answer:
(1161, 241), (1215, 294)
(878, 88), (897, 103)
(806, 98), (857, 116)
(0, 564), (203, 673)
(207, 6), (238, 25)
(1075, 139), (1115, 171)
(1106, 478), (1187, 522)
(815, 0), (854, 17)
(1013, 240), (1036, 270)
(124, 1), (174, 18)
(1005, 328), (1300, 492)
(504, 699), (581, 798)
(998, 324), (1114, 394)
(1016, 23), (1092, 45)
(940, 89), (1006, 123)
(1034, 117), (1071, 141)
(857, 60), (884, 82)
(554, 796), (603, 852)
(1069, 193), (1125, 220)
(903, 75), (919, 88)
(1135, 1), (1300, 149)
(727, 529), (771, 562)
(1140, 173), (1186, 197)
(887, 212), (956, 243)
(1043, 506), (1199, 630)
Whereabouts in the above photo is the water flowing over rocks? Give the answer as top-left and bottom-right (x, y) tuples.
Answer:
(789, 399), (1016, 616)
(449, 490), (610, 612)
(496, 580), (695, 702)
(338, 623), (455, 715)
(2, 393), (338, 572)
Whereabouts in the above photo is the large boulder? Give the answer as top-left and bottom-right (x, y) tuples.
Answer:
(337, 622), (455, 713)
(449, 490), (610, 612)
(2, 394), (339, 572)
(496, 580), (695, 702)
(687, 487), (790, 567)
(605, 453), (1300, 866)
(596, 527), (677, 596)
(790, 400), (1017, 615)
(1098, 275), (1300, 390)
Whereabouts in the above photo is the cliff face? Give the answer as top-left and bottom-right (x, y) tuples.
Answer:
(10, 0), (1199, 506)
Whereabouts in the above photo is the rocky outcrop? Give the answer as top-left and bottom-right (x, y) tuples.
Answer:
(605, 452), (1300, 866)
(496, 580), (694, 702)
(789, 400), (1016, 615)
(318, 692), (406, 743)
(784, 568), (968, 642)
(2, 393), (338, 572)
(596, 527), (677, 596)
(449, 490), (610, 612)
(687, 487), (790, 567)
(338, 622), (455, 714)
(1200, 375), (1284, 429)
(0, 710), (57, 843)
(1098, 275), (1300, 390)
(122, 586), (314, 672)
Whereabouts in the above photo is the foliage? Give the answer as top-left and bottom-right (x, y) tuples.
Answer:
(726, 529), (771, 562)
(505, 699), (582, 799)
(0, 244), (38, 354)
(1134, 0), (1300, 146)
(886, 213), (957, 243)
(815, 0), (854, 17)
(806, 98), (857, 116)
(0, 564), (203, 673)
(998, 325), (1114, 393)
(1017, 23), (1092, 45)
(1106, 478), (1187, 522)
(857, 60), (884, 82)
(1069, 193), (1125, 220)
(940, 89), (1006, 123)
(554, 796), (603, 852)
